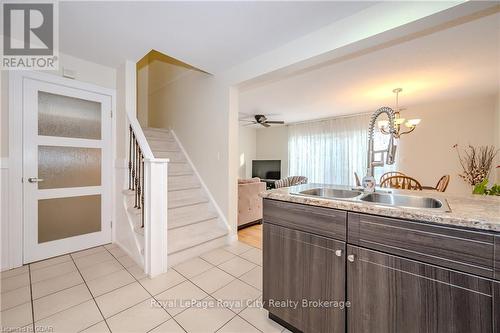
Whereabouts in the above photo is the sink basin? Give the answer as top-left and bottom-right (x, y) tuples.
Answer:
(298, 188), (363, 199)
(360, 192), (449, 211)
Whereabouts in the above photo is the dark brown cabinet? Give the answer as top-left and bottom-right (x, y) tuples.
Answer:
(347, 245), (495, 333)
(262, 199), (500, 333)
(263, 223), (346, 333)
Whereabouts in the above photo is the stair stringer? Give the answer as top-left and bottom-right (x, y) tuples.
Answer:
(169, 130), (231, 231)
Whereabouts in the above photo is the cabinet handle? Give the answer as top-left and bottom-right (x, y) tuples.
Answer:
(347, 254), (355, 262)
(335, 250), (342, 257)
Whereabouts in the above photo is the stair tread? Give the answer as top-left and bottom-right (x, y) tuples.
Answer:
(168, 202), (218, 229)
(152, 151), (185, 161)
(168, 189), (207, 209)
(144, 127), (170, 133)
(167, 219), (228, 254)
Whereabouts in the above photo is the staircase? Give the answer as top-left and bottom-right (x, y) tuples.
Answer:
(125, 127), (230, 267)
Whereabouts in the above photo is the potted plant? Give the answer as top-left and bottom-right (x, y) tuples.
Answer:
(453, 145), (499, 195)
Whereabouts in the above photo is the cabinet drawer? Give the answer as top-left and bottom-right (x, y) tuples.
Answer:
(348, 212), (495, 278)
(263, 199), (347, 241)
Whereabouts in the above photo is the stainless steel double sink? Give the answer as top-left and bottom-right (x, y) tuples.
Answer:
(293, 187), (451, 212)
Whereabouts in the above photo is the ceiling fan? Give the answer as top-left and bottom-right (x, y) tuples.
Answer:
(239, 114), (285, 128)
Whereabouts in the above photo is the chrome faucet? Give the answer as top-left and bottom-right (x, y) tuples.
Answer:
(363, 107), (398, 191)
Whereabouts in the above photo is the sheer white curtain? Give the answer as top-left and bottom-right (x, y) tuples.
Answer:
(288, 113), (397, 186)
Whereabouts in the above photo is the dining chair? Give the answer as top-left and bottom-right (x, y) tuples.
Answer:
(379, 171), (406, 185)
(422, 175), (450, 192)
(380, 175), (422, 190)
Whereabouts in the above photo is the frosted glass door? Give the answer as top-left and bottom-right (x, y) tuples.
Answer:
(23, 78), (112, 263)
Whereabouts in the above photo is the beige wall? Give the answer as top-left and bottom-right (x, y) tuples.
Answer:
(148, 71), (232, 225)
(238, 127), (256, 179)
(397, 94), (498, 194)
(255, 126), (289, 179)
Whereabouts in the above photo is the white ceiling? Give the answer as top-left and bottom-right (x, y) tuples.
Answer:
(239, 12), (500, 124)
(59, 1), (376, 73)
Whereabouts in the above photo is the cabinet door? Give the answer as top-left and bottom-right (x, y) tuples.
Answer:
(347, 245), (494, 333)
(263, 223), (346, 333)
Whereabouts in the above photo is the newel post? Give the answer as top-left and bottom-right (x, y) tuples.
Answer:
(143, 158), (169, 277)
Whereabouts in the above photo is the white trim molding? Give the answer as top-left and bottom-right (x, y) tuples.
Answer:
(0, 158), (8, 169)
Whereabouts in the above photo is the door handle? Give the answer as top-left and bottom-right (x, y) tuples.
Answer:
(347, 254), (355, 262)
(28, 177), (44, 183)
(335, 250), (342, 257)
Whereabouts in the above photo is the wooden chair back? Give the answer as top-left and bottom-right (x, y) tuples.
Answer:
(354, 172), (361, 187)
(435, 175), (450, 192)
(380, 175), (422, 190)
(379, 171), (406, 185)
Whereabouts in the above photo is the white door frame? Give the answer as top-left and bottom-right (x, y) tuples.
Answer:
(7, 71), (116, 268)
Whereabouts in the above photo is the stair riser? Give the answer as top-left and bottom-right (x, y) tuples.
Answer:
(168, 236), (230, 267)
(168, 218), (228, 254)
(168, 175), (200, 192)
(149, 141), (178, 152)
(168, 189), (207, 208)
(169, 163), (192, 176)
(168, 202), (217, 229)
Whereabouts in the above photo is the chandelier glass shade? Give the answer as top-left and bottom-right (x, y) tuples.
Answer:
(377, 88), (421, 138)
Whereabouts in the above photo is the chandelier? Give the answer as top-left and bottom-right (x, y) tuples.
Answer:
(378, 88), (421, 138)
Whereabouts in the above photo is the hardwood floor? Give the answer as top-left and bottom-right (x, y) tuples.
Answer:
(238, 224), (262, 249)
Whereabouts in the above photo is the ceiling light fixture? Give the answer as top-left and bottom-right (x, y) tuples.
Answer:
(378, 88), (421, 138)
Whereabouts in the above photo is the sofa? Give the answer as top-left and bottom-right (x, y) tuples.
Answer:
(238, 178), (266, 229)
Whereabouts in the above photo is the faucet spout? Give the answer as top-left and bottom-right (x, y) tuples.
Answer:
(365, 107), (398, 180)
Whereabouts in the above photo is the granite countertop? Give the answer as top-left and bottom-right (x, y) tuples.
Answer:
(259, 183), (500, 233)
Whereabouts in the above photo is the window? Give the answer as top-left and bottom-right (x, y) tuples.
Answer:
(288, 114), (398, 186)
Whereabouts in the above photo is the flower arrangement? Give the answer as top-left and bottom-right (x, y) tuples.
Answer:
(453, 144), (498, 186)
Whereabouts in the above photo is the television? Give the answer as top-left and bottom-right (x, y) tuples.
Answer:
(252, 160), (281, 180)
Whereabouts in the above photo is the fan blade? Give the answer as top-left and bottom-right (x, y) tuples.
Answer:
(265, 121), (285, 124)
(242, 122), (257, 127)
(261, 123), (271, 128)
(239, 119), (255, 123)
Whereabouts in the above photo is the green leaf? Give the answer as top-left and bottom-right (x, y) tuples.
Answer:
(472, 178), (488, 194)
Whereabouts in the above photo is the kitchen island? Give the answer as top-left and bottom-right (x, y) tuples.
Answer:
(260, 184), (500, 333)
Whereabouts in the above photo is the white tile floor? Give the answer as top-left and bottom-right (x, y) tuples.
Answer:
(0, 242), (291, 333)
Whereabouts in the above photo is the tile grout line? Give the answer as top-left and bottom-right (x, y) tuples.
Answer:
(69, 249), (113, 333)
(196, 251), (267, 332)
(29, 256), (122, 297)
(102, 245), (188, 333)
(197, 254), (262, 294)
(28, 265), (36, 332)
(28, 258), (128, 305)
(170, 255), (261, 332)
(22, 243), (264, 333)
